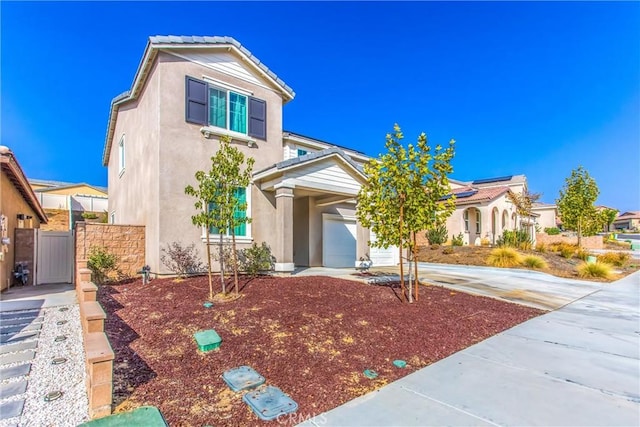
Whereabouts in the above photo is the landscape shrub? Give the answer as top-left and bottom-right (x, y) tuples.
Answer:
(486, 247), (522, 268)
(544, 227), (561, 235)
(481, 237), (491, 246)
(81, 212), (98, 220)
(597, 252), (630, 267)
(442, 247), (454, 255)
(575, 249), (591, 261)
(577, 262), (612, 279)
(239, 242), (275, 276)
(522, 255), (548, 269)
(160, 242), (204, 278)
(451, 233), (464, 247)
(518, 241), (532, 251)
(535, 243), (547, 253)
(87, 246), (119, 284)
(559, 245), (576, 259)
(497, 230), (531, 248)
(426, 224), (448, 245)
(430, 244), (441, 250)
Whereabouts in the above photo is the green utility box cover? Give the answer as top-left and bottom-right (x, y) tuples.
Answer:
(79, 406), (167, 426)
(194, 329), (222, 352)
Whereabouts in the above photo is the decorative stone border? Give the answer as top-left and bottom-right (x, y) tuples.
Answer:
(76, 266), (114, 420)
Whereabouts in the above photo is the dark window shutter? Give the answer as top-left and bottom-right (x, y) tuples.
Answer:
(248, 97), (266, 140)
(185, 76), (208, 125)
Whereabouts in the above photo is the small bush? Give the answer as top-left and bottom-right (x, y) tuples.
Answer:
(481, 237), (491, 246)
(575, 249), (591, 261)
(555, 243), (578, 259)
(239, 242), (275, 276)
(522, 255), (548, 269)
(577, 262), (612, 279)
(487, 247), (522, 268)
(544, 227), (561, 235)
(535, 243), (547, 253)
(426, 224), (448, 245)
(87, 246), (119, 284)
(518, 241), (532, 251)
(497, 230), (531, 248)
(442, 247), (454, 255)
(597, 252), (630, 267)
(161, 242), (204, 278)
(430, 244), (440, 250)
(451, 233), (464, 247)
(81, 212), (98, 220)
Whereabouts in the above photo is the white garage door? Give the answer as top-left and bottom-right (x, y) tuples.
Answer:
(369, 231), (399, 267)
(323, 216), (357, 268)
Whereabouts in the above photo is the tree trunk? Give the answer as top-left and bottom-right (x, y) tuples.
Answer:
(231, 230), (239, 294)
(399, 203), (406, 303)
(219, 233), (226, 294)
(577, 217), (582, 248)
(206, 231), (213, 301)
(413, 232), (419, 301)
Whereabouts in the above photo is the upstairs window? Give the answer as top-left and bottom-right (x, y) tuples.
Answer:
(118, 135), (125, 175)
(186, 76), (266, 140)
(297, 149), (308, 156)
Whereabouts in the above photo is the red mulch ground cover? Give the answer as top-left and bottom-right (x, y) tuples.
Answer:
(99, 275), (541, 426)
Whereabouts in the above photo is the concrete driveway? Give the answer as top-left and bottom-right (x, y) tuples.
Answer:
(299, 271), (640, 426)
(293, 263), (603, 311)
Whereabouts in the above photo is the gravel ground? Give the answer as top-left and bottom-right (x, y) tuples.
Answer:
(0, 304), (89, 427)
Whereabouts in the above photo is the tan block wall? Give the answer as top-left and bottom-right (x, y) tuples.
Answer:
(535, 233), (603, 249)
(75, 223), (145, 279)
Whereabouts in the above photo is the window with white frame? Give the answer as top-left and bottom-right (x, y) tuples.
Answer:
(185, 76), (266, 140)
(464, 210), (469, 232)
(118, 135), (125, 175)
(110, 211), (116, 224)
(297, 148), (308, 157)
(207, 187), (250, 238)
(476, 209), (481, 233)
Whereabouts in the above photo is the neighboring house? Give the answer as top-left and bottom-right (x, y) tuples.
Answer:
(437, 175), (548, 246)
(29, 179), (108, 231)
(532, 202), (558, 230)
(103, 36), (379, 274)
(613, 211), (640, 231)
(0, 146), (48, 290)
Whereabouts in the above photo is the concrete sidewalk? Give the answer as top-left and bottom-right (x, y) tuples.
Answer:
(299, 271), (640, 426)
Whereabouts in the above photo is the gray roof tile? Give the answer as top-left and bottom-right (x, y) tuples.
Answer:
(254, 147), (365, 177)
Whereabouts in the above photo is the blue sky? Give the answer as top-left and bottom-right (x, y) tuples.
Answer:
(2, 1), (639, 211)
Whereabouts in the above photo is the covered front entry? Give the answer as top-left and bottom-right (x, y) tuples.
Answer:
(322, 215), (356, 268)
(253, 148), (369, 271)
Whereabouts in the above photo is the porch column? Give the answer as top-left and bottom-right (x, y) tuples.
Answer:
(274, 184), (295, 272)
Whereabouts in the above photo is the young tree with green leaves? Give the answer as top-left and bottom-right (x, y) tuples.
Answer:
(357, 124), (455, 303)
(185, 136), (255, 298)
(506, 189), (541, 243)
(556, 166), (600, 248)
(601, 207), (618, 232)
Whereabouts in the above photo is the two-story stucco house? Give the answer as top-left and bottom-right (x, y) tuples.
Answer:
(103, 36), (390, 274)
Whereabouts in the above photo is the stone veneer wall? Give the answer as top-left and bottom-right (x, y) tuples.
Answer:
(75, 223), (145, 279)
(535, 233), (603, 249)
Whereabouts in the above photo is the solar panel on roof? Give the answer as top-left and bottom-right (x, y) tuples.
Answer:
(455, 190), (478, 199)
(472, 176), (512, 185)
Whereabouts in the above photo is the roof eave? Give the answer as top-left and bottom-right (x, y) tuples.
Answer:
(1, 155), (48, 223)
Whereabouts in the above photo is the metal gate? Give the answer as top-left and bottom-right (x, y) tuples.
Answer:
(36, 230), (73, 285)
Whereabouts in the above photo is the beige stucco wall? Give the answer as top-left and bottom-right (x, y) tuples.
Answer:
(0, 173), (43, 290)
(107, 59), (161, 271)
(152, 52), (286, 273)
(534, 207), (557, 230)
